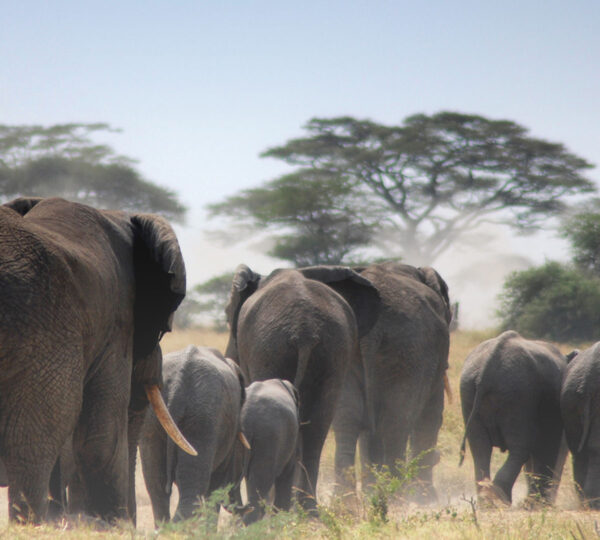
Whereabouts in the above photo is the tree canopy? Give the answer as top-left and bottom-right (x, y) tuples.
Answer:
(561, 202), (600, 276)
(209, 169), (380, 266)
(173, 271), (234, 331)
(211, 112), (595, 266)
(497, 261), (600, 342)
(0, 123), (186, 221)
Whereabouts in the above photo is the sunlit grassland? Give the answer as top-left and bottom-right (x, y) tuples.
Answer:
(1, 329), (599, 538)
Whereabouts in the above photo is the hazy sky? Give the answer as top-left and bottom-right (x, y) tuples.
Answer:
(3, 1), (599, 326)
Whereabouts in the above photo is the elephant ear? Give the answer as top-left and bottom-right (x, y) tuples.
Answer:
(224, 357), (247, 407)
(281, 380), (300, 411)
(130, 214), (186, 378)
(418, 266), (452, 324)
(225, 264), (262, 338)
(566, 349), (580, 363)
(298, 266), (380, 338)
(3, 197), (44, 215)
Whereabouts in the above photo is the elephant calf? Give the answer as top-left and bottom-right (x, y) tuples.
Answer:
(140, 346), (246, 525)
(238, 379), (300, 525)
(460, 331), (571, 506)
(560, 343), (600, 508)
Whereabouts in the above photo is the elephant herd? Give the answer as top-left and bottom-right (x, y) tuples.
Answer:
(1, 196), (598, 530)
(0, 196), (452, 527)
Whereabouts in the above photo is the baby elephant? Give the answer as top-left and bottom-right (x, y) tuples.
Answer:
(140, 346), (247, 525)
(239, 379), (300, 525)
(460, 331), (571, 506)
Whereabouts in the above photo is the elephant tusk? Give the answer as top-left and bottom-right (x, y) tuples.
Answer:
(443, 374), (453, 404)
(145, 385), (198, 456)
(238, 431), (251, 450)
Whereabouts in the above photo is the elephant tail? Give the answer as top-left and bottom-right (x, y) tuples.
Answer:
(577, 393), (592, 454)
(459, 381), (484, 467)
(294, 343), (314, 388)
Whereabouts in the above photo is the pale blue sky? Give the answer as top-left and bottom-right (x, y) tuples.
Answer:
(3, 1), (599, 324)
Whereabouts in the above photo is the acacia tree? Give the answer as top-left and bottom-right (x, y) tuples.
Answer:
(0, 123), (186, 221)
(252, 112), (596, 265)
(561, 201), (600, 276)
(209, 169), (380, 266)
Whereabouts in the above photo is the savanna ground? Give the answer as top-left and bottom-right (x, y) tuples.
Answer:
(1, 329), (599, 538)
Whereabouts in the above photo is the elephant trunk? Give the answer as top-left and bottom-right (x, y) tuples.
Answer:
(145, 385), (198, 456)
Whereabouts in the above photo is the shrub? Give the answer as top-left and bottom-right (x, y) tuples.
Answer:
(497, 262), (600, 342)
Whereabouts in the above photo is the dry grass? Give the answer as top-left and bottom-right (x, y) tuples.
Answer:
(0, 328), (597, 538)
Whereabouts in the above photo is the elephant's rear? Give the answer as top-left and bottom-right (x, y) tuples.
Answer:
(460, 332), (561, 448)
(237, 274), (358, 391)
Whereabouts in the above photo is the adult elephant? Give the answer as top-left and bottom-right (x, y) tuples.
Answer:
(560, 343), (600, 508)
(332, 262), (452, 502)
(225, 264), (379, 510)
(460, 331), (571, 506)
(0, 197), (192, 523)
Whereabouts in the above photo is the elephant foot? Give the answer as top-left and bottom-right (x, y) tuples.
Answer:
(477, 480), (510, 509)
(60, 513), (113, 531)
(406, 479), (437, 506)
(519, 495), (551, 511)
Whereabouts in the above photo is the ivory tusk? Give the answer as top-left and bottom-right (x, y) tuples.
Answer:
(443, 373), (453, 404)
(238, 431), (251, 450)
(145, 385), (198, 456)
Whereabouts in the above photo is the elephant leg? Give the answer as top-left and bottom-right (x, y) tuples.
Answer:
(173, 442), (215, 522)
(274, 459), (297, 512)
(583, 449), (600, 509)
(1, 353), (82, 523)
(333, 425), (360, 495)
(572, 452), (588, 504)
(409, 378), (444, 502)
(527, 440), (563, 504)
(126, 405), (148, 524)
(332, 370), (365, 495)
(359, 430), (378, 488)
(296, 392), (336, 512)
(466, 418), (492, 497)
(244, 460), (275, 525)
(493, 446), (529, 503)
(74, 352), (130, 522)
(47, 460), (65, 520)
(140, 422), (170, 525)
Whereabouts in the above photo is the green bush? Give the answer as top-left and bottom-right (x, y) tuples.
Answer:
(497, 261), (600, 342)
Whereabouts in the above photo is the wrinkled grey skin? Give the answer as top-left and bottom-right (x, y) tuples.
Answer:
(225, 264), (379, 510)
(0, 197), (185, 523)
(332, 262), (451, 502)
(239, 379), (300, 525)
(140, 346), (245, 525)
(559, 343), (600, 508)
(460, 331), (570, 505)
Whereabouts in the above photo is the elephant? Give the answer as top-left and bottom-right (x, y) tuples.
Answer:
(140, 345), (247, 525)
(0, 196), (191, 523)
(224, 264), (379, 510)
(238, 379), (300, 525)
(332, 261), (452, 502)
(460, 330), (572, 506)
(559, 343), (600, 508)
